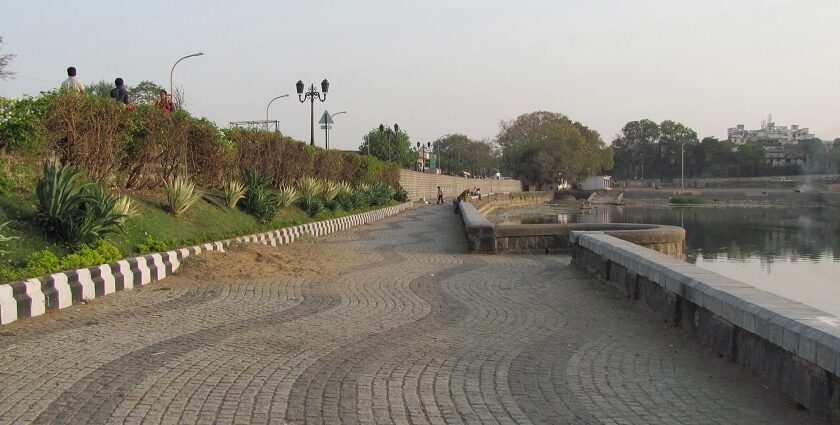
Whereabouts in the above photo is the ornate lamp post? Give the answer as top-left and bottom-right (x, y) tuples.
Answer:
(265, 94), (289, 131)
(378, 123), (399, 162)
(170, 52), (204, 104)
(296, 79), (329, 146)
(416, 141), (431, 172)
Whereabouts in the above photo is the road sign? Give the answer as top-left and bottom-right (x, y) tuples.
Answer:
(320, 125), (332, 130)
(318, 110), (334, 125)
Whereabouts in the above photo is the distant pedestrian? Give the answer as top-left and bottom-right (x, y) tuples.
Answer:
(436, 186), (443, 204)
(109, 78), (130, 104)
(60, 66), (85, 93)
(476, 187), (481, 200)
(156, 89), (174, 113)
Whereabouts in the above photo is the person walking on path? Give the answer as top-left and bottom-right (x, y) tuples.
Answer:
(60, 66), (85, 93)
(109, 78), (129, 105)
(437, 186), (444, 205)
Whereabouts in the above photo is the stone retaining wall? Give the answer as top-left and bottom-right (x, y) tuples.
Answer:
(0, 202), (414, 326)
(399, 169), (522, 202)
(571, 232), (840, 422)
(471, 191), (554, 215)
(457, 200), (685, 257)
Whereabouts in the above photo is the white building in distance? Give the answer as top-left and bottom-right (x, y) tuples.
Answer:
(727, 115), (814, 145)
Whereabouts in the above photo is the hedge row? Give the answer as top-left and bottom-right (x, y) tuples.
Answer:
(0, 91), (400, 188)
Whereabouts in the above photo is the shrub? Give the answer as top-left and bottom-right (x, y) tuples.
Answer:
(0, 221), (19, 255)
(276, 186), (299, 208)
(136, 235), (172, 254)
(164, 176), (203, 216)
(323, 180), (340, 202)
(367, 183), (395, 207)
(241, 169), (280, 222)
(334, 191), (353, 211)
(0, 94), (52, 155)
(670, 195), (704, 205)
(222, 180), (246, 209)
(298, 194), (324, 217)
(393, 185), (409, 202)
(0, 240), (123, 282)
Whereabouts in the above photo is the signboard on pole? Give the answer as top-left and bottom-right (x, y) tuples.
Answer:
(429, 154), (437, 170)
(318, 110), (334, 125)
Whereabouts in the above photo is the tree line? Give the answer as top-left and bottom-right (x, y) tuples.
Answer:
(611, 119), (840, 180)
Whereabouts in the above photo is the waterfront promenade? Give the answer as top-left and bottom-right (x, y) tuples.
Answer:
(0, 206), (822, 424)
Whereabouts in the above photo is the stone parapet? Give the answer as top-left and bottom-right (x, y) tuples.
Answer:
(470, 191), (554, 215)
(570, 232), (840, 422)
(458, 201), (495, 253)
(0, 202), (415, 326)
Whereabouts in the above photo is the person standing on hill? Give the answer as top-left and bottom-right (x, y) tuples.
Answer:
(109, 78), (129, 104)
(60, 66), (85, 93)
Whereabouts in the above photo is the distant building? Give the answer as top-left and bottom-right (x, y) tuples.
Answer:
(763, 143), (805, 167)
(580, 175), (612, 191)
(727, 115), (814, 145)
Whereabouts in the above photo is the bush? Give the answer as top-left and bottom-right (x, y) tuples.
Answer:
(0, 221), (19, 255)
(135, 234), (172, 254)
(670, 195), (704, 205)
(0, 240), (123, 282)
(34, 160), (126, 246)
(296, 177), (323, 198)
(298, 194), (324, 217)
(164, 176), (203, 216)
(393, 185), (409, 202)
(241, 169), (280, 223)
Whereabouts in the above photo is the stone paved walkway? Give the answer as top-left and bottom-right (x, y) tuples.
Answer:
(0, 206), (824, 424)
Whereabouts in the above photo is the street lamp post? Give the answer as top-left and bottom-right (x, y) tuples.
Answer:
(265, 94), (289, 131)
(378, 123), (399, 162)
(416, 141), (431, 172)
(296, 79), (329, 146)
(170, 52), (204, 103)
(681, 142), (685, 194)
(324, 111), (346, 150)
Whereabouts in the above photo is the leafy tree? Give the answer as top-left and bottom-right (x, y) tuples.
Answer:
(86, 80), (114, 98)
(434, 134), (499, 177)
(802, 139), (828, 174)
(610, 119), (697, 180)
(495, 111), (613, 189)
(0, 36), (14, 80)
(734, 143), (769, 177)
(129, 80), (164, 105)
(358, 125), (414, 168)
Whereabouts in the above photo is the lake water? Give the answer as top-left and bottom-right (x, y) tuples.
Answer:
(488, 204), (840, 317)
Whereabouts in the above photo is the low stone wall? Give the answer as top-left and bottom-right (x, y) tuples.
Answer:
(471, 191), (554, 215)
(571, 232), (840, 422)
(624, 174), (840, 190)
(496, 223), (685, 256)
(0, 202), (414, 326)
(458, 200), (684, 256)
(399, 169), (522, 202)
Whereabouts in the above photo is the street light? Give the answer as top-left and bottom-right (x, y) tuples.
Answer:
(416, 141), (431, 172)
(297, 79), (329, 146)
(433, 133), (451, 174)
(680, 143), (685, 194)
(324, 111), (346, 150)
(265, 94), (289, 131)
(378, 123), (399, 162)
(170, 52), (204, 103)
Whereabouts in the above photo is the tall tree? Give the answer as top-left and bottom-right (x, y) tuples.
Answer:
(434, 134), (500, 176)
(0, 36), (15, 80)
(610, 119), (659, 180)
(358, 125), (414, 168)
(129, 80), (164, 105)
(496, 111), (613, 189)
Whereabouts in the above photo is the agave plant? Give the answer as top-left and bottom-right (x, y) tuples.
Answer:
(276, 186), (299, 208)
(243, 168), (273, 190)
(322, 180), (341, 202)
(164, 176), (203, 216)
(35, 160), (92, 234)
(336, 181), (353, 196)
(296, 177), (323, 198)
(222, 180), (247, 209)
(298, 194), (324, 217)
(0, 221), (19, 256)
(113, 196), (139, 223)
(241, 185), (280, 223)
(334, 182), (355, 211)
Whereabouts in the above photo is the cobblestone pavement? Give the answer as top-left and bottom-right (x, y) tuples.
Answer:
(0, 206), (824, 424)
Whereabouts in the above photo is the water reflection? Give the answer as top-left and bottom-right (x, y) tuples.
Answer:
(489, 204), (840, 316)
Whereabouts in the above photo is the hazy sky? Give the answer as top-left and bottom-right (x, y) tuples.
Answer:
(2, 0), (839, 150)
